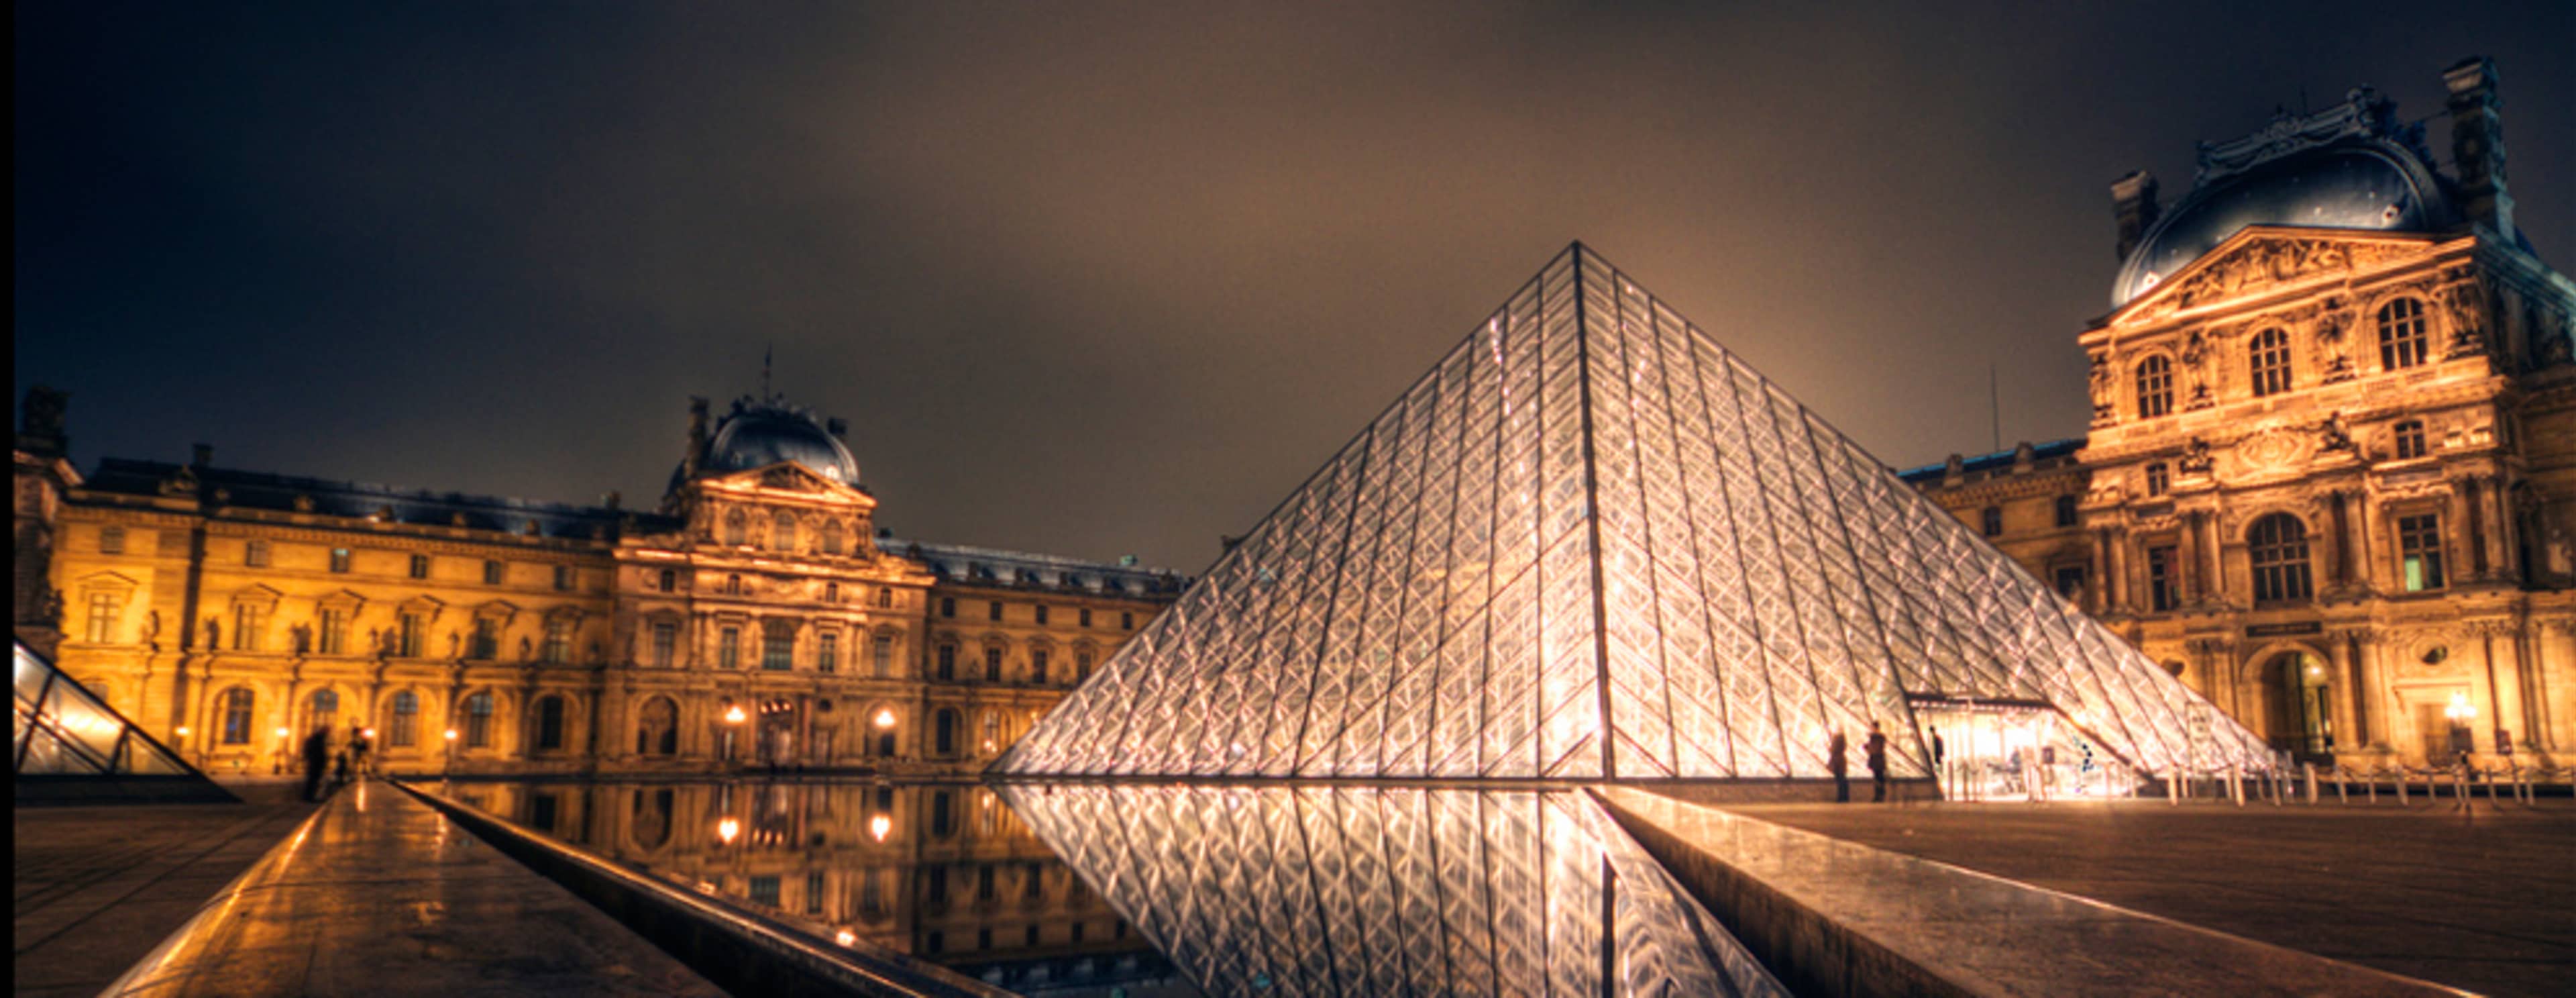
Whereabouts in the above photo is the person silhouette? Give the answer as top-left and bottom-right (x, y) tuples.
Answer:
(1827, 730), (1851, 803)
(300, 728), (332, 802)
(1865, 721), (1890, 802)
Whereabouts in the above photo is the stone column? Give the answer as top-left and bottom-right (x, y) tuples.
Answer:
(2327, 490), (2354, 589)
(2200, 512), (2226, 605)
(2176, 514), (2200, 605)
(2355, 493), (2385, 592)
(2475, 621), (2521, 754)
(2107, 529), (2131, 611)
(2327, 630), (2363, 754)
(2483, 475), (2515, 581)
(2453, 480), (2485, 579)
(2091, 529), (2114, 615)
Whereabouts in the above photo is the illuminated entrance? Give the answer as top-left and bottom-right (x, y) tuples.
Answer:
(1911, 697), (2138, 801)
(2265, 652), (2334, 759)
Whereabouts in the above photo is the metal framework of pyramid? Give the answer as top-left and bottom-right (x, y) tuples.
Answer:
(15, 638), (230, 799)
(996, 244), (2269, 781)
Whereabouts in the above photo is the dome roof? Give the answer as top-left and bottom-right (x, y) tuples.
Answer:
(2110, 145), (2451, 308)
(682, 399), (859, 488)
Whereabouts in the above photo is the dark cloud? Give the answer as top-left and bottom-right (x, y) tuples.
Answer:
(17, 1), (2573, 571)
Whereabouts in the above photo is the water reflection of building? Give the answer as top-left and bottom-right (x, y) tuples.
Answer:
(1902, 60), (2576, 770)
(451, 781), (1189, 995)
(14, 390), (1185, 778)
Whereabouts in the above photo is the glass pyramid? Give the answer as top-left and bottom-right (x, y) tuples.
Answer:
(999, 783), (1788, 998)
(15, 638), (220, 784)
(995, 244), (2271, 781)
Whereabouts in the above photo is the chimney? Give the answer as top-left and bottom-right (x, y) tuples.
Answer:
(2444, 56), (2512, 244)
(191, 442), (213, 467)
(2111, 170), (2161, 261)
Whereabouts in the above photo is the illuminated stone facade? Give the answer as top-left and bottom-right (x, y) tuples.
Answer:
(1904, 60), (2576, 769)
(13, 393), (1183, 777)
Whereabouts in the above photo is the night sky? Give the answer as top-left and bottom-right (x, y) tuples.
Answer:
(17, 2), (2573, 572)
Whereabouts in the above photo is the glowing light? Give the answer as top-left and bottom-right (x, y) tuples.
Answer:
(275, 727), (290, 738)
(362, 728), (377, 739)
(717, 817), (741, 844)
(869, 815), (892, 842)
(2445, 692), (2477, 723)
(444, 728), (459, 741)
(176, 726), (192, 738)
(873, 709), (896, 729)
(835, 929), (857, 946)
(724, 705), (747, 724)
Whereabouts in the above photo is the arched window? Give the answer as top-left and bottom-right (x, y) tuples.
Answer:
(2393, 419), (2427, 460)
(934, 709), (959, 757)
(308, 689), (339, 736)
(979, 710), (1001, 755)
(462, 691), (496, 748)
(820, 521), (843, 556)
(534, 695), (566, 751)
(220, 687), (255, 745)
(637, 696), (679, 756)
(772, 511), (797, 552)
(2247, 513), (2312, 603)
(389, 691), (419, 747)
(724, 509), (749, 546)
(2249, 329), (2292, 397)
(2377, 298), (2428, 370)
(2135, 355), (2173, 419)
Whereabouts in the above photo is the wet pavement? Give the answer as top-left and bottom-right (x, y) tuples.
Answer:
(96, 779), (724, 997)
(15, 779), (317, 998)
(1684, 795), (2575, 998)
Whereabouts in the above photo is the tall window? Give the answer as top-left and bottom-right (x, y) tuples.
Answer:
(984, 646), (1004, 683)
(398, 613), (426, 657)
(470, 618), (499, 659)
(2399, 513), (2446, 591)
(724, 575), (743, 596)
(657, 568), (676, 591)
(936, 644), (957, 681)
(483, 560), (505, 585)
(874, 587), (894, 609)
(99, 526), (125, 554)
(650, 622), (677, 668)
(1121, 612), (1134, 630)
(2377, 297), (2428, 370)
(553, 564), (574, 591)
(820, 521), (843, 556)
(807, 872), (826, 915)
(1980, 507), (2003, 537)
(1031, 648), (1049, 684)
(2247, 513), (2313, 603)
(2248, 328), (2292, 396)
(409, 553), (430, 579)
(248, 540), (272, 567)
(724, 509), (748, 546)
(1077, 650), (1093, 683)
(1079, 608), (1092, 628)
(941, 597), (956, 619)
(2145, 462), (2169, 497)
(2393, 419), (2427, 460)
(1034, 605), (1050, 626)
(318, 608), (348, 654)
(309, 689), (339, 734)
(221, 687), (255, 744)
(463, 691), (494, 748)
(2051, 566), (2086, 600)
(2135, 356), (2173, 419)
(934, 710), (959, 756)
(534, 695), (566, 751)
(329, 548), (352, 573)
(2053, 495), (2079, 528)
(988, 601), (1003, 622)
(85, 591), (119, 643)
(872, 634), (894, 678)
(762, 621), (795, 670)
(233, 604), (267, 650)
(772, 511), (797, 552)
(389, 691), (419, 747)
(2147, 546), (2177, 612)
(637, 697), (678, 755)
(817, 632), (839, 673)
(541, 619), (572, 664)
(719, 628), (741, 669)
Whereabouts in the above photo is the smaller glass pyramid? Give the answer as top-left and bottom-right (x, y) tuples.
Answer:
(15, 639), (225, 791)
(996, 245), (2271, 781)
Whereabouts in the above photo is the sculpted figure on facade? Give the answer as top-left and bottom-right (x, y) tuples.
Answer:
(2179, 330), (2213, 408)
(2088, 352), (2114, 424)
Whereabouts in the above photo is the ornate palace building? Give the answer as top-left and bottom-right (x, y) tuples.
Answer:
(1904, 59), (2576, 769)
(13, 391), (1185, 777)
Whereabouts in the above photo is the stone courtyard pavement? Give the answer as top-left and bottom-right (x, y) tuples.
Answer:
(14, 779), (318, 997)
(1705, 795), (2576, 998)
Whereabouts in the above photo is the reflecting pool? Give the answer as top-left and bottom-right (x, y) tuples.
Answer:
(434, 779), (1784, 997)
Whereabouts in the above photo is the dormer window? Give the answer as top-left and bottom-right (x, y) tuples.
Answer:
(2249, 329), (2292, 397)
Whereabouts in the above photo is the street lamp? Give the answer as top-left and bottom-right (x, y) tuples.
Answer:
(722, 704), (747, 765)
(869, 813), (892, 843)
(716, 816), (741, 845)
(274, 726), (291, 775)
(443, 728), (460, 778)
(2443, 692), (2477, 764)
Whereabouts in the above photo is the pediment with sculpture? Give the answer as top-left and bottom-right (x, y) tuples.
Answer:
(2111, 228), (2440, 325)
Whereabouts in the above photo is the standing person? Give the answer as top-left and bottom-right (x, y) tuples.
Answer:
(1827, 730), (1851, 803)
(349, 723), (372, 779)
(300, 727), (332, 802)
(1866, 721), (1889, 803)
(1929, 728), (1948, 797)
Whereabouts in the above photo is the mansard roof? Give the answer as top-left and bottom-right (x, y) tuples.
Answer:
(78, 458), (671, 540)
(889, 538), (1188, 600)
